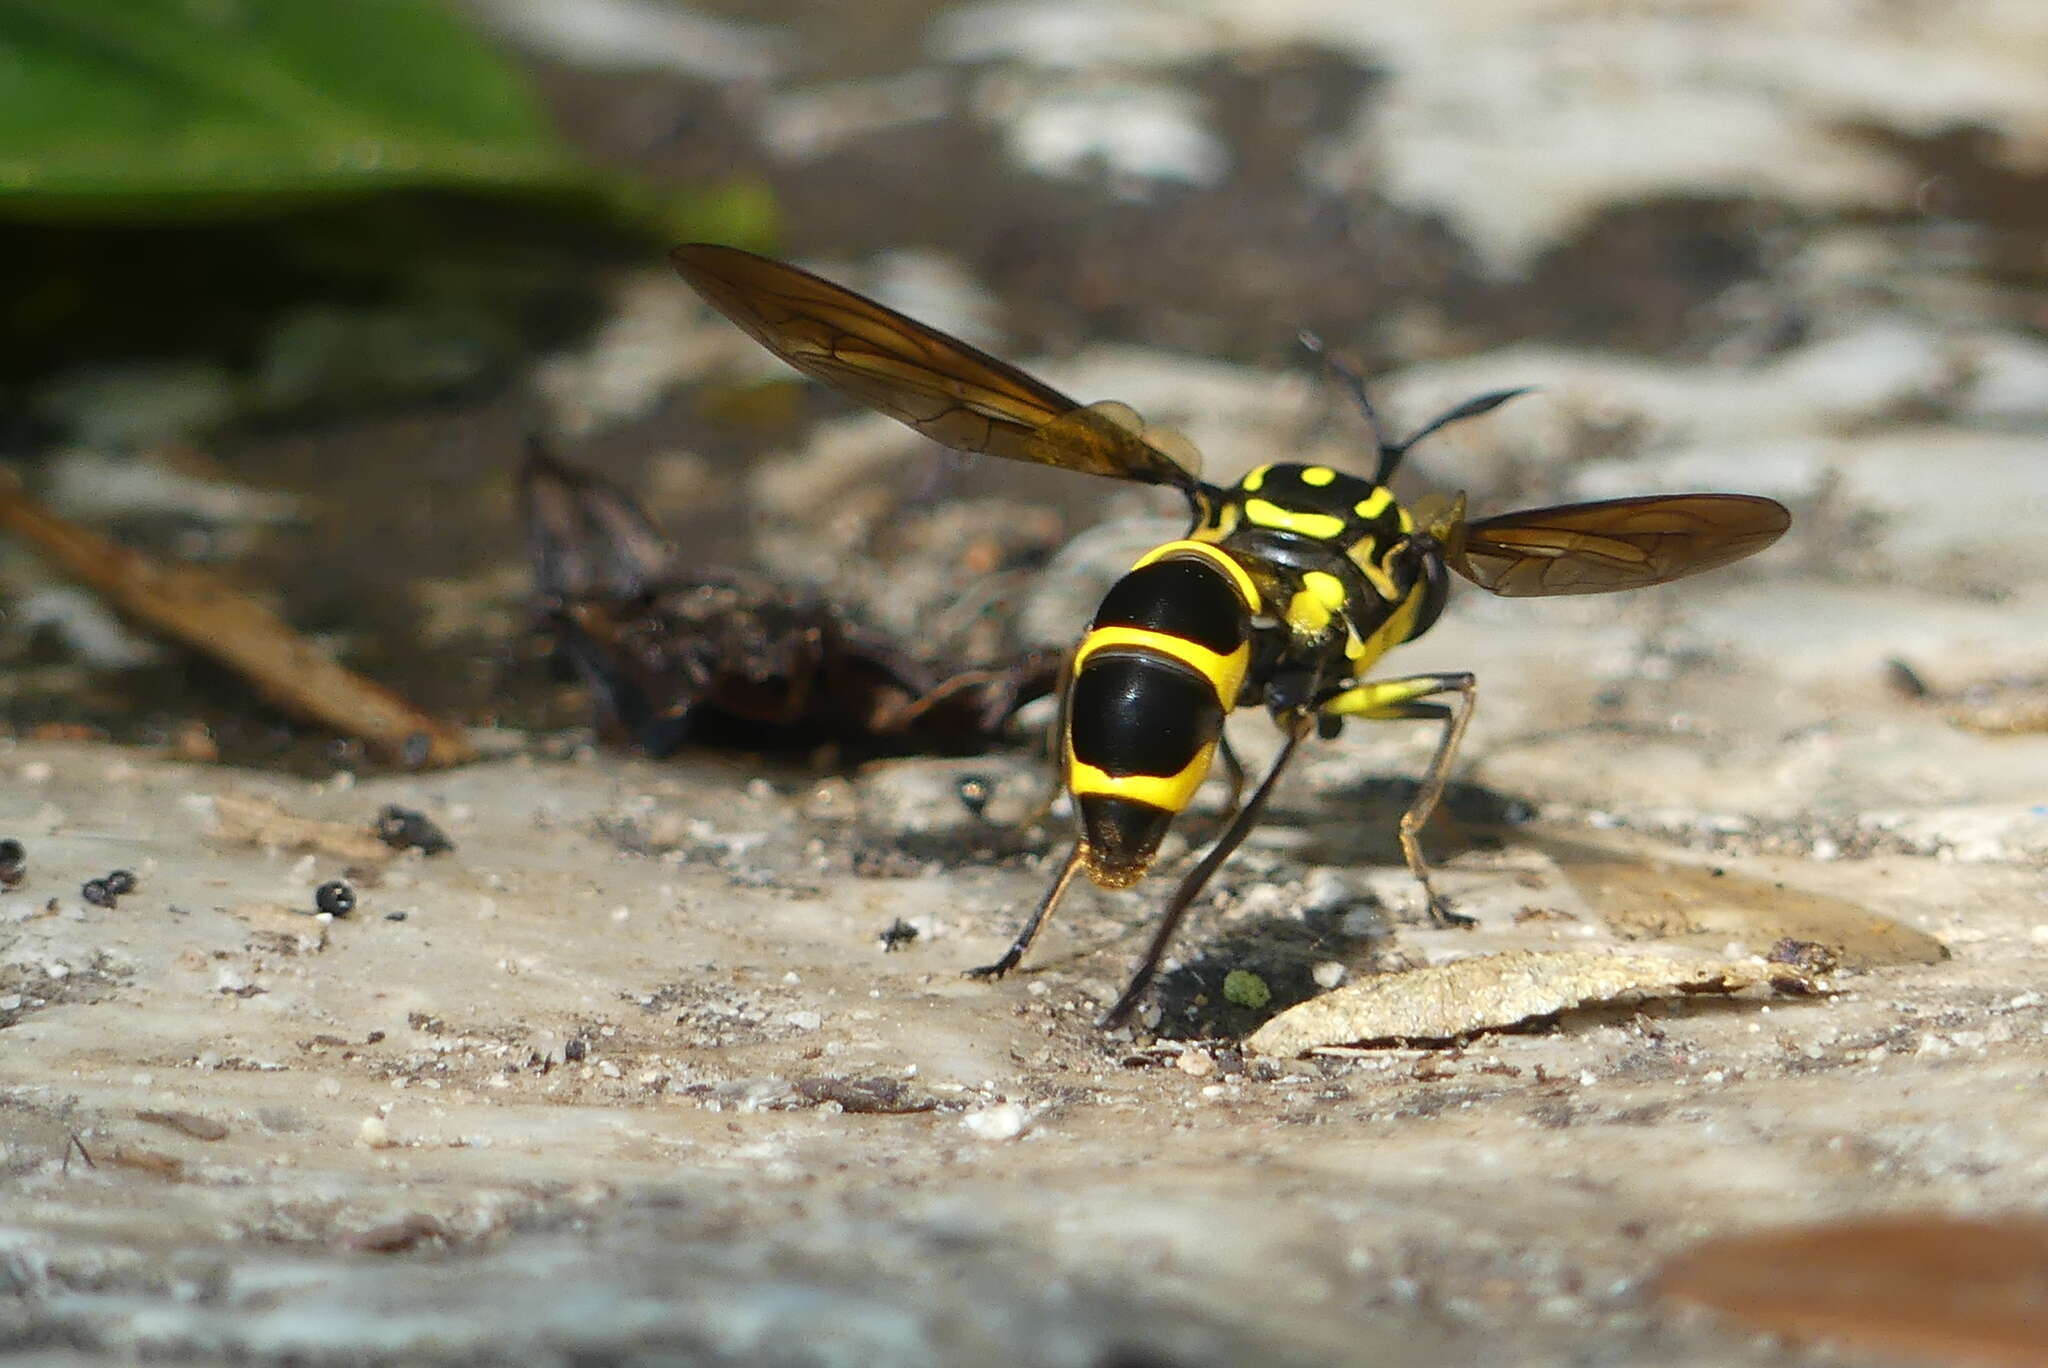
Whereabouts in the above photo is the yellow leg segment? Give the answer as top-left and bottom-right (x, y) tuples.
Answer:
(1320, 671), (1477, 927)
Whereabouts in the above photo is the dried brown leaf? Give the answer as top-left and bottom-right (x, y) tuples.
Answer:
(98, 1145), (185, 1179)
(1244, 949), (1806, 1056)
(210, 793), (393, 863)
(0, 470), (470, 766)
(135, 1109), (229, 1141)
(1655, 1214), (2048, 1368)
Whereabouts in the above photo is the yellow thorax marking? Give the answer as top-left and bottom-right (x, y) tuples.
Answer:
(1129, 540), (1260, 611)
(1300, 465), (1336, 487)
(1284, 570), (1349, 638)
(1244, 499), (1346, 540)
(1346, 588), (1423, 675)
(1346, 536), (1401, 602)
(1352, 487), (1392, 519)
(1075, 626), (1249, 697)
(1303, 570), (1346, 610)
(1241, 464), (1269, 492)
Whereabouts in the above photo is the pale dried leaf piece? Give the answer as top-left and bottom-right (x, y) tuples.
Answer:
(1244, 949), (1803, 1056)
(135, 1109), (229, 1141)
(0, 471), (471, 766)
(1655, 1214), (2048, 1368)
(1534, 830), (1950, 969)
(210, 793), (392, 863)
(98, 1145), (185, 1179)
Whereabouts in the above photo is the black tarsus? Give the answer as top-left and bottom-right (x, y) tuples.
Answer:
(967, 843), (1086, 981)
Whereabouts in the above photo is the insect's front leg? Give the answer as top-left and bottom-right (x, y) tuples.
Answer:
(1317, 671), (1478, 927)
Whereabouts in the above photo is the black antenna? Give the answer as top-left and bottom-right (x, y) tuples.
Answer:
(1298, 332), (1533, 483)
(1299, 331), (1397, 479)
(1394, 388), (1534, 461)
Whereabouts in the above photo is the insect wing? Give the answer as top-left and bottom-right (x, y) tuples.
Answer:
(1448, 493), (1790, 596)
(671, 243), (1201, 491)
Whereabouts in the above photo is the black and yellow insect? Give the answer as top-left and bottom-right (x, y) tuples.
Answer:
(672, 243), (1791, 1026)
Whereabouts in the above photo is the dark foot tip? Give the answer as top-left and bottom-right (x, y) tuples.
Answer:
(964, 962), (1011, 982)
(1427, 899), (1477, 929)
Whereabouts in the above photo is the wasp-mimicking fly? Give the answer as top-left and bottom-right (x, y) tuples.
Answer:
(672, 243), (1791, 1027)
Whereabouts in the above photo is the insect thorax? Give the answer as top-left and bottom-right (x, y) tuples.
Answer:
(1191, 463), (1442, 671)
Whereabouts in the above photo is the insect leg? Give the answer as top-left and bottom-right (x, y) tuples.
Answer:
(1319, 672), (1477, 927)
(1213, 728), (1247, 827)
(1096, 714), (1315, 1029)
(966, 842), (1086, 981)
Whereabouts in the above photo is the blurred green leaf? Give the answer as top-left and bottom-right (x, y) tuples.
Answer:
(0, 0), (770, 240)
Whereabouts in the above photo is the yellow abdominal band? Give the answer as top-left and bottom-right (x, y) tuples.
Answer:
(1067, 742), (1219, 812)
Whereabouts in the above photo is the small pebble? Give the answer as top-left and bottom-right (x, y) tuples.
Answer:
(962, 1102), (1030, 1142)
(955, 775), (993, 817)
(81, 879), (116, 908)
(315, 880), (357, 917)
(373, 805), (453, 856)
(104, 869), (137, 896)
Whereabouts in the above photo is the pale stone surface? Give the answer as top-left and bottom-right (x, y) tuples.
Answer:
(6, 0), (2048, 1363)
(0, 693), (2041, 1365)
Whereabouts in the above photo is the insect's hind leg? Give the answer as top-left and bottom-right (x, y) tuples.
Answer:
(1319, 671), (1477, 927)
(966, 842), (1086, 980)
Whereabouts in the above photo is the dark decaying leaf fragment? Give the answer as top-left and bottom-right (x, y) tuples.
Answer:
(1655, 1213), (2048, 1368)
(521, 450), (1059, 756)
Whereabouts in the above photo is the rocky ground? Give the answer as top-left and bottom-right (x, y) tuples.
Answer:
(3, 2), (2046, 1365)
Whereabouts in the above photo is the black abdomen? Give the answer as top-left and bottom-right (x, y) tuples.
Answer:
(1064, 551), (1254, 886)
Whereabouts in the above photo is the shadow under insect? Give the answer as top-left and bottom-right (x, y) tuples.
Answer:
(1123, 778), (1534, 1037)
(522, 449), (1060, 759)
(1280, 775), (1533, 868)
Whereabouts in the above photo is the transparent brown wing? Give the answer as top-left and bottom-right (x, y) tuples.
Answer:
(671, 243), (1202, 494)
(1446, 493), (1790, 597)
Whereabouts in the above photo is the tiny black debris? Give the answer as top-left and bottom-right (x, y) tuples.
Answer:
(374, 805), (453, 856)
(0, 838), (25, 889)
(562, 1037), (587, 1062)
(81, 878), (116, 908)
(315, 880), (357, 917)
(879, 918), (920, 952)
(104, 869), (137, 896)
